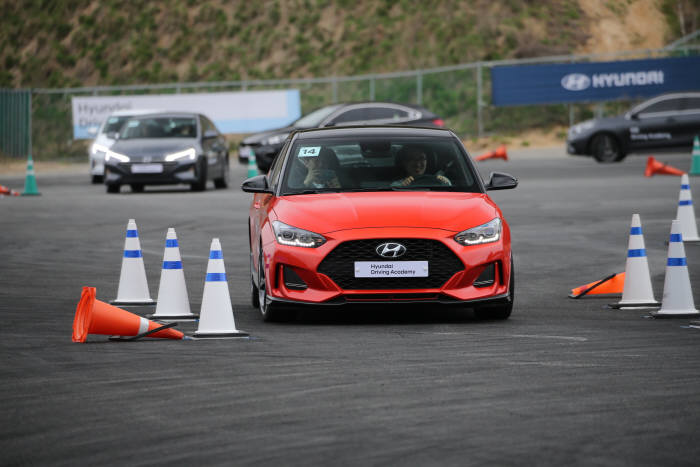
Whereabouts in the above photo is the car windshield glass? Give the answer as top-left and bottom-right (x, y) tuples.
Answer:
(292, 105), (343, 128)
(119, 117), (197, 139)
(280, 136), (481, 195)
(103, 116), (131, 134)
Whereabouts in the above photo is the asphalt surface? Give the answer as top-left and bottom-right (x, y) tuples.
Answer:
(1, 149), (700, 466)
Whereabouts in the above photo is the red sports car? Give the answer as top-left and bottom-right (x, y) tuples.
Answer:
(242, 126), (517, 321)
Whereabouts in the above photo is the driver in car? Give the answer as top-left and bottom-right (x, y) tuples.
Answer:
(392, 145), (450, 187)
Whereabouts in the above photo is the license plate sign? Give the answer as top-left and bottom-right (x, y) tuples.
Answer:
(354, 261), (429, 278)
(131, 163), (163, 174)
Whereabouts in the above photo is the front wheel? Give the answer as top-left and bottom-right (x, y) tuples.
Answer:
(214, 158), (229, 189)
(591, 134), (625, 163)
(91, 175), (103, 184)
(191, 157), (207, 191)
(106, 184), (120, 194)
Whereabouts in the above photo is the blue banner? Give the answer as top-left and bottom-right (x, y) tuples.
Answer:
(491, 56), (700, 106)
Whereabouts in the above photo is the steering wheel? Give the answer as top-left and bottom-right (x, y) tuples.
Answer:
(411, 174), (450, 186)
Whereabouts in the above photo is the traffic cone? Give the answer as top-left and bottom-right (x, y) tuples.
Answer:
(645, 156), (685, 177)
(0, 184), (20, 196)
(610, 214), (660, 308)
(676, 174), (700, 242)
(476, 145), (508, 162)
(111, 219), (155, 306)
(651, 220), (699, 318)
(689, 135), (700, 176)
(193, 238), (248, 338)
(148, 228), (198, 320)
(72, 287), (183, 342)
(21, 154), (41, 196)
(569, 272), (625, 298)
(247, 148), (259, 177)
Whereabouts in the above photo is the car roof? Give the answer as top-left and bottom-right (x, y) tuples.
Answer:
(294, 125), (454, 139)
(108, 109), (162, 117)
(126, 111), (199, 119)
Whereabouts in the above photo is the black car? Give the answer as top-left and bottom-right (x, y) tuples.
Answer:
(103, 112), (229, 193)
(567, 92), (700, 163)
(239, 102), (445, 172)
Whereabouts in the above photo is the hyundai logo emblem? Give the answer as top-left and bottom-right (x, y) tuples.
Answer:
(561, 73), (591, 91)
(376, 242), (407, 258)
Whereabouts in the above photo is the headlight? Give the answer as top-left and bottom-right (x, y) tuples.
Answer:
(263, 133), (289, 146)
(104, 149), (130, 163)
(91, 143), (108, 156)
(272, 221), (326, 248)
(569, 120), (595, 136)
(164, 148), (196, 161)
(454, 218), (501, 245)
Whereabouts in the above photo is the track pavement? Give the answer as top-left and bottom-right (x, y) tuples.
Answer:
(1, 150), (699, 466)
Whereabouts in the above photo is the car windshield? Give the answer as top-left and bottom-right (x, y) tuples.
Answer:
(292, 105), (343, 128)
(103, 116), (133, 134)
(119, 116), (197, 139)
(280, 136), (480, 195)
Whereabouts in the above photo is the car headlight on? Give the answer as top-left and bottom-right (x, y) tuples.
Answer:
(104, 149), (130, 163)
(569, 120), (595, 136)
(91, 143), (108, 156)
(272, 221), (326, 248)
(263, 133), (289, 146)
(164, 148), (196, 161)
(454, 218), (501, 245)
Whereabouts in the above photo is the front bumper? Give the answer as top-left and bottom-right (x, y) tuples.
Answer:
(259, 227), (511, 306)
(104, 160), (198, 185)
(566, 136), (589, 155)
(89, 152), (106, 175)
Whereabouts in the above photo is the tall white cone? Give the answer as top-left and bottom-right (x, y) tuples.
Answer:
(676, 174), (700, 242)
(149, 228), (197, 320)
(611, 214), (659, 308)
(112, 219), (155, 305)
(193, 239), (248, 338)
(652, 220), (699, 318)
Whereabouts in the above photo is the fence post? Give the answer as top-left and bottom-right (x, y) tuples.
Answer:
(416, 72), (423, 106)
(369, 77), (375, 101)
(332, 76), (338, 103)
(476, 63), (483, 138)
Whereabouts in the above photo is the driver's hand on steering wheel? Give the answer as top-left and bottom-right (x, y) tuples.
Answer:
(436, 175), (450, 185)
(397, 176), (414, 186)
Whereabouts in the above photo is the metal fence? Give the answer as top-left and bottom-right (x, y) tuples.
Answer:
(0, 89), (31, 158)
(3, 33), (700, 160)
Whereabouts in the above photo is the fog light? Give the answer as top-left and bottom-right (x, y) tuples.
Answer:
(283, 265), (307, 290)
(473, 263), (495, 288)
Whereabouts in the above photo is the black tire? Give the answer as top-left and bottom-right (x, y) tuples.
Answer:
(251, 252), (260, 308)
(214, 158), (230, 189)
(474, 259), (514, 321)
(257, 248), (292, 322)
(130, 183), (144, 193)
(591, 134), (625, 163)
(191, 157), (207, 191)
(91, 175), (103, 184)
(106, 184), (120, 194)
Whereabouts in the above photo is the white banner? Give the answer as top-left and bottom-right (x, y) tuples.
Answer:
(71, 89), (300, 139)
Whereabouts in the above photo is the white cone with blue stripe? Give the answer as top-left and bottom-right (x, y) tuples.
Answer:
(193, 239), (248, 338)
(112, 219), (155, 305)
(676, 174), (700, 242)
(652, 220), (699, 318)
(149, 228), (197, 320)
(612, 214), (659, 308)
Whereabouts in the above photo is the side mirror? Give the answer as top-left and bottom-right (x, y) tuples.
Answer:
(628, 112), (639, 120)
(485, 172), (518, 191)
(241, 175), (272, 193)
(203, 129), (218, 140)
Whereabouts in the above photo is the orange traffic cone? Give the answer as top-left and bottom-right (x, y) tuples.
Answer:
(72, 287), (184, 342)
(0, 184), (20, 196)
(569, 272), (625, 298)
(645, 156), (685, 177)
(476, 145), (508, 162)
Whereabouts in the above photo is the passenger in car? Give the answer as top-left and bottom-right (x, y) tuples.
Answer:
(294, 147), (343, 189)
(392, 145), (450, 187)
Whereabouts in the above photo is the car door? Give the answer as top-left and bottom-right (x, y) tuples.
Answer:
(630, 97), (685, 151)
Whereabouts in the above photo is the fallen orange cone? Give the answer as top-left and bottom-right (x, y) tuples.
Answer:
(72, 286), (183, 342)
(0, 184), (20, 196)
(645, 156), (685, 177)
(569, 272), (625, 298)
(476, 145), (508, 162)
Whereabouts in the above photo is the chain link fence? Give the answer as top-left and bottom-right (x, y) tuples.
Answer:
(3, 36), (699, 161)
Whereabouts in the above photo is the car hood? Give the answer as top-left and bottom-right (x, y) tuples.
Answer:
(272, 192), (499, 234)
(110, 139), (199, 161)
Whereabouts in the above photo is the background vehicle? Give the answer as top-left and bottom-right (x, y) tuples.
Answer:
(87, 109), (158, 184)
(103, 112), (229, 193)
(242, 126), (517, 322)
(567, 92), (700, 163)
(239, 102), (445, 172)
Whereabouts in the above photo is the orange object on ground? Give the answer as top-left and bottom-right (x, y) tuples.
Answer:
(476, 145), (508, 162)
(645, 156), (685, 177)
(569, 272), (625, 298)
(72, 287), (184, 342)
(0, 184), (19, 196)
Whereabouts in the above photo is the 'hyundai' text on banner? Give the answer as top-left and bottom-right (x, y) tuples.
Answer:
(71, 90), (301, 139)
(491, 56), (700, 106)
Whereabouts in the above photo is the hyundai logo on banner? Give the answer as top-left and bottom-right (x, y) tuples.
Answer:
(491, 55), (700, 106)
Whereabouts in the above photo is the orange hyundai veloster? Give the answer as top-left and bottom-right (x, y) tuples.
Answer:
(243, 126), (517, 321)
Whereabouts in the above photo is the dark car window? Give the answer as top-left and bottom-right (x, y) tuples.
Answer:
(119, 116), (197, 139)
(268, 138), (291, 188)
(681, 97), (700, 112)
(638, 98), (683, 116)
(201, 116), (217, 136)
(332, 108), (367, 124)
(280, 136), (479, 195)
(103, 116), (131, 134)
(366, 107), (409, 121)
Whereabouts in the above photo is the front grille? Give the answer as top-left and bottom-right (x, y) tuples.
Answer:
(318, 238), (464, 290)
